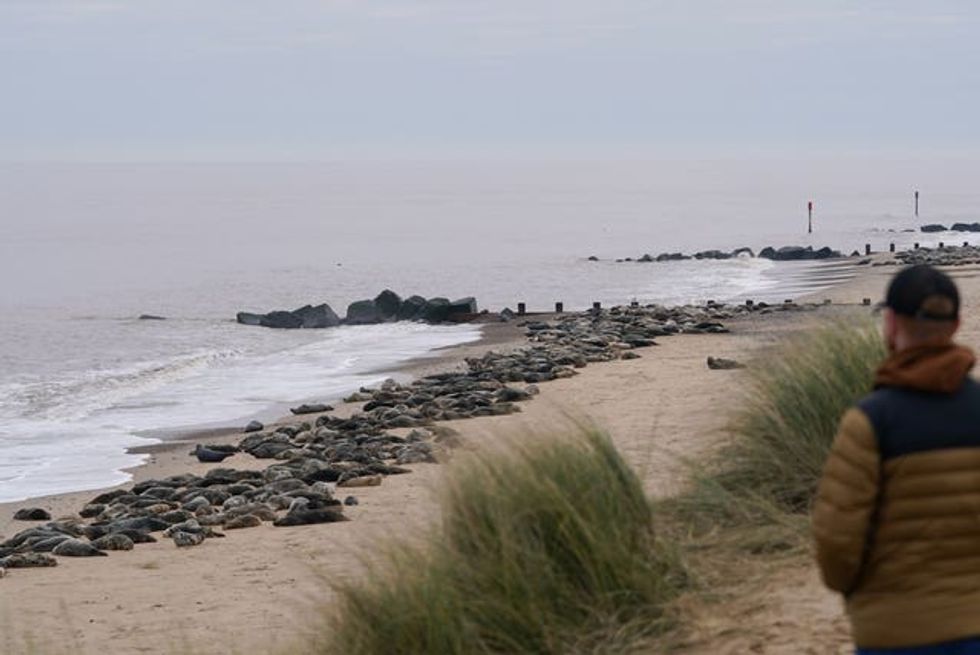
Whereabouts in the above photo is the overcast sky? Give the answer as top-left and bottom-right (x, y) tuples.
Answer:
(1, 0), (978, 160)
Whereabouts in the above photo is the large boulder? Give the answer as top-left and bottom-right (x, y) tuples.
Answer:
(293, 304), (340, 328)
(373, 290), (403, 319)
(773, 246), (811, 260)
(397, 295), (429, 321)
(759, 245), (840, 261)
(813, 246), (842, 259)
(346, 300), (383, 325)
(447, 297), (478, 320)
(920, 224), (947, 233)
(238, 293), (479, 328)
(693, 250), (732, 260)
(236, 312), (265, 326)
(951, 222), (980, 232)
(732, 247), (754, 258)
(261, 311), (303, 329)
(238, 304), (339, 329)
(421, 297), (451, 323)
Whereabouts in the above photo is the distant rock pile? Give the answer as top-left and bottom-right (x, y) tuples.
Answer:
(237, 289), (479, 329)
(237, 303), (341, 329)
(611, 244), (842, 263)
(920, 223), (980, 233)
(757, 245), (843, 261)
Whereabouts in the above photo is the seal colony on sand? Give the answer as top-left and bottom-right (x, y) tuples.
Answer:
(891, 244), (980, 267)
(0, 300), (819, 578)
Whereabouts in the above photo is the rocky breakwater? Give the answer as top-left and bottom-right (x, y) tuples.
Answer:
(237, 289), (479, 329)
(757, 245), (843, 261)
(920, 223), (980, 233)
(0, 300), (818, 577)
(609, 245), (842, 263)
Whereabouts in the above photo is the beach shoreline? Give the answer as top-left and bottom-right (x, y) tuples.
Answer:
(0, 256), (865, 543)
(0, 254), (846, 516)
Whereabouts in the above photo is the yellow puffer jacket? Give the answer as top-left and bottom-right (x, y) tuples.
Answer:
(813, 343), (980, 649)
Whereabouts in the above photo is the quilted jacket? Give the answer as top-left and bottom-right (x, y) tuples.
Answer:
(812, 342), (980, 648)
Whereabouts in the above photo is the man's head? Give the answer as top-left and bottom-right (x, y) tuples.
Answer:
(882, 264), (961, 352)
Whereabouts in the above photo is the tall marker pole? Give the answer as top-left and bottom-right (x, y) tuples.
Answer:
(915, 190), (919, 217)
(808, 200), (813, 234)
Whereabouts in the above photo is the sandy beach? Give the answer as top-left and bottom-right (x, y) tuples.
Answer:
(4, 1), (977, 651)
(5, 256), (980, 655)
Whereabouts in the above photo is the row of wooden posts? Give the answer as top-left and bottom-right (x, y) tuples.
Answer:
(516, 301), (607, 315)
(516, 297), (883, 316)
(876, 240), (972, 254)
(517, 298), (813, 315)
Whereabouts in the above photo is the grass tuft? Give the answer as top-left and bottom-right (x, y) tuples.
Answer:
(319, 427), (689, 655)
(667, 319), (886, 547)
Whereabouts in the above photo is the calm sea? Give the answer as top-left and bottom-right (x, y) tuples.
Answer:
(1, 158), (977, 501)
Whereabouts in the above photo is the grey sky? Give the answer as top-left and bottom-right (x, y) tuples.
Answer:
(1, 0), (977, 160)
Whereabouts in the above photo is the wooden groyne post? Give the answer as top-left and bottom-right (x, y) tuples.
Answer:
(517, 302), (526, 316)
(555, 302), (563, 314)
(865, 244), (872, 255)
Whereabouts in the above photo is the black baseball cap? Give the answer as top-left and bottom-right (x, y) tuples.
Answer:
(884, 264), (960, 321)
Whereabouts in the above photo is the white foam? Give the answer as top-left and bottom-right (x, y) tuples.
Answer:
(0, 323), (481, 503)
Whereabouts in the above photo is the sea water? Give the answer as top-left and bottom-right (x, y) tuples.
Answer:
(0, 321), (481, 502)
(1, 158), (977, 501)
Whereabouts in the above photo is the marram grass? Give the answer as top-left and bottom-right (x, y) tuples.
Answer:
(317, 427), (688, 655)
(723, 319), (886, 511)
(314, 320), (885, 652)
(669, 319), (886, 544)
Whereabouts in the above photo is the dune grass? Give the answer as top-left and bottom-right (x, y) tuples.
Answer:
(667, 319), (886, 548)
(318, 427), (689, 655)
(315, 318), (885, 652)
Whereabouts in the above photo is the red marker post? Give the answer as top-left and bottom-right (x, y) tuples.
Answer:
(808, 200), (814, 234)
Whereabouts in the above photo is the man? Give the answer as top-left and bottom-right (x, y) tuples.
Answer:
(813, 264), (980, 654)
